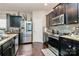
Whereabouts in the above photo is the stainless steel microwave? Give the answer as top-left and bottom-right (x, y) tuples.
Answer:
(51, 14), (65, 25)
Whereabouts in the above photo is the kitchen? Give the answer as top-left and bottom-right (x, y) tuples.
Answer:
(0, 3), (79, 56)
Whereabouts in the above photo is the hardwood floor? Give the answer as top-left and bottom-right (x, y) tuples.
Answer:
(16, 42), (48, 56)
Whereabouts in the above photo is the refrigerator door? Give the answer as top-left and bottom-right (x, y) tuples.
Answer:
(20, 21), (32, 43)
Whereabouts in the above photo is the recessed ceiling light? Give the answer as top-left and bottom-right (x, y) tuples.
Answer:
(44, 3), (48, 6)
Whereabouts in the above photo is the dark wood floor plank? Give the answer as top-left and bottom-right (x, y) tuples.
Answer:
(17, 42), (48, 56)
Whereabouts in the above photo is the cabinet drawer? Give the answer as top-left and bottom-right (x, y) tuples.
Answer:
(2, 39), (13, 50)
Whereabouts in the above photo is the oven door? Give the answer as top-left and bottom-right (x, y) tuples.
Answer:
(48, 36), (59, 55)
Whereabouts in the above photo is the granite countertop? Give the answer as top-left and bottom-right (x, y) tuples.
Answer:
(61, 34), (79, 41)
(0, 34), (18, 46)
(45, 30), (79, 41)
(45, 31), (59, 37)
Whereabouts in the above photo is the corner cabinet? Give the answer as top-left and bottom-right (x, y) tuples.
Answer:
(65, 3), (78, 24)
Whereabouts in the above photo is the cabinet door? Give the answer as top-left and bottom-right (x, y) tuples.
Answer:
(53, 8), (58, 17)
(73, 40), (79, 55)
(66, 3), (78, 24)
(0, 46), (1, 56)
(49, 12), (55, 26)
(77, 3), (79, 23)
(58, 3), (66, 15)
(46, 15), (50, 28)
(2, 39), (15, 56)
(11, 39), (15, 56)
(59, 37), (77, 56)
(54, 6), (59, 16)
(3, 46), (12, 56)
(2, 40), (12, 50)
(15, 35), (18, 54)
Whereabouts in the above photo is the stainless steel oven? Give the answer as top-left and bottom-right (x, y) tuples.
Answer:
(48, 35), (59, 56)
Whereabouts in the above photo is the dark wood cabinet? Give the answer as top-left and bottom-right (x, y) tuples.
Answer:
(46, 3), (79, 27)
(0, 46), (1, 56)
(53, 3), (66, 16)
(46, 14), (50, 28)
(14, 35), (19, 54)
(11, 39), (15, 56)
(2, 39), (15, 56)
(2, 46), (12, 56)
(2, 40), (12, 51)
(66, 3), (78, 24)
(54, 7), (59, 16)
(59, 37), (73, 56)
(49, 12), (55, 26)
(58, 4), (66, 15)
(77, 3), (79, 23)
(59, 37), (79, 56)
(0, 35), (18, 56)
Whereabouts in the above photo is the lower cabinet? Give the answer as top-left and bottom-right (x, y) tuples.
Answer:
(0, 35), (18, 56)
(0, 46), (1, 56)
(0, 34), (19, 56)
(59, 37), (79, 56)
(14, 35), (19, 54)
(3, 46), (12, 56)
(2, 39), (15, 56)
(11, 39), (15, 56)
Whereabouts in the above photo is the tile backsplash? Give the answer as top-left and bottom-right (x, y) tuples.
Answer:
(50, 24), (79, 34)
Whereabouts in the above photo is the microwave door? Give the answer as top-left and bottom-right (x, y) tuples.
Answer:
(54, 18), (61, 25)
(52, 17), (59, 25)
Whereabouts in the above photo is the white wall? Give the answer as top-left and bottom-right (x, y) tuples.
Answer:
(0, 14), (7, 29)
(32, 11), (46, 43)
(0, 10), (26, 30)
(26, 12), (32, 21)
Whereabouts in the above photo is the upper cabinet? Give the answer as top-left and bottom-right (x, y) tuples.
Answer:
(53, 4), (66, 17)
(46, 15), (50, 28)
(58, 4), (66, 15)
(78, 3), (79, 22)
(46, 3), (79, 27)
(65, 3), (78, 24)
(53, 6), (59, 16)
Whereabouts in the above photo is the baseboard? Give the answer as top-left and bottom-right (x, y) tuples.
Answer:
(19, 42), (32, 45)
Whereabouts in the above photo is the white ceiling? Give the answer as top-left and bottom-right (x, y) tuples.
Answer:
(0, 3), (58, 13)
